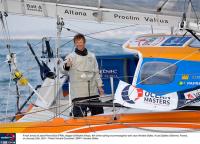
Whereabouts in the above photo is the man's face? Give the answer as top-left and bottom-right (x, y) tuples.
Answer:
(75, 39), (85, 51)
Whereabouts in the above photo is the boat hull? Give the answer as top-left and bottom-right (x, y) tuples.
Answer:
(1, 111), (200, 133)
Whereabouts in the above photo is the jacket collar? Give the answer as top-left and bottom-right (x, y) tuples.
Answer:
(75, 48), (88, 56)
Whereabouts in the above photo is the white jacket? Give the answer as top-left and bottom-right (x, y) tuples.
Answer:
(63, 51), (103, 100)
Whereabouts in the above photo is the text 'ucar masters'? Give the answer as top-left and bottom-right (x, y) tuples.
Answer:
(65, 9), (87, 16)
(114, 14), (169, 24)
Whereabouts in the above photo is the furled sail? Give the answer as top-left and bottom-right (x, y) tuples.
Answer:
(0, 0), (199, 27)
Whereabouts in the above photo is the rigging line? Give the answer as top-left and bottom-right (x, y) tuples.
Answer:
(189, 0), (199, 24)
(0, 23), (7, 41)
(49, 86), (112, 120)
(86, 35), (122, 46)
(0, 17), (9, 45)
(184, 0), (186, 12)
(14, 44), (41, 57)
(47, 104), (73, 121)
(59, 24), (136, 48)
(66, 95), (123, 125)
(0, 11), (24, 120)
(72, 24), (136, 36)
(31, 40), (43, 47)
(1, 13), (12, 50)
(0, 95), (111, 120)
(0, 13), (8, 40)
(4, 13), (11, 41)
(0, 102), (71, 120)
(80, 106), (95, 133)
(25, 50), (35, 99)
(5, 73), (12, 122)
(184, 0), (188, 13)
(0, 60), (8, 65)
(59, 39), (73, 49)
(63, 27), (123, 46)
(0, 13), (15, 73)
(48, 106), (96, 132)
(15, 82), (21, 113)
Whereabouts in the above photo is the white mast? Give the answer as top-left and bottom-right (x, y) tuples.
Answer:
(54, 9), (64, 116)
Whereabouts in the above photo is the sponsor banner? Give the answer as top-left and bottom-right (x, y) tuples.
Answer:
(161, 36), (191, 46)
(100, 69), (118, 78)
(25, 1), (44, 16)
(124, 36), (192, 48)
(0, 1), (184, 27)
(104, 10), (180, 26)
(57, 5), (97, 21)
(114, 81), (178, 111)
(127, 36), (168, 47)
(184, 88), (200, 102)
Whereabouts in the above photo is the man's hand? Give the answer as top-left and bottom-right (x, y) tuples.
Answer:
(57, 58), (62, 65)
(98, 87), (104, 96)
(65, 57), (73, 67)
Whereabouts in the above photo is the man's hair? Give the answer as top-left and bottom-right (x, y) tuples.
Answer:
(73, 33), (86, 43)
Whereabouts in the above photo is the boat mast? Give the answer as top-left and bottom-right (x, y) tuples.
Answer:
(54, 15), (64, 117)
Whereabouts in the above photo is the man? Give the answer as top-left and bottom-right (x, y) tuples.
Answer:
(63, 33), (104, 117)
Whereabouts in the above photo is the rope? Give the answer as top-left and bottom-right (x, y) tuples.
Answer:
(0, 14), (10, 50)
(0, 60), (8, 65)
(0, 12), (42, 121)
(47, 104), (73, 121)
(32, 39), (43, 47)
(63, 27), (123, 46)
(83, 25), (136, 36)
(0, 12), (16, 122)
(0, 103), (70, 120)
(4, 13), (11, 41)
(5, 73), (12, 122)
(0, 95), (110, 120)
(60, 24), (138, 48)
(190, 0), (199, 24)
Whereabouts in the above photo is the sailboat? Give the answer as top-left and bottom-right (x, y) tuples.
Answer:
(0, 0), (200, 133)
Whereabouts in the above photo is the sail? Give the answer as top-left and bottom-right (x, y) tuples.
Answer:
(0, 0), (199, 27)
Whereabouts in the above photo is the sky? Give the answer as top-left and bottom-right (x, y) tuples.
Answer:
(0, 14), (172, 40)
